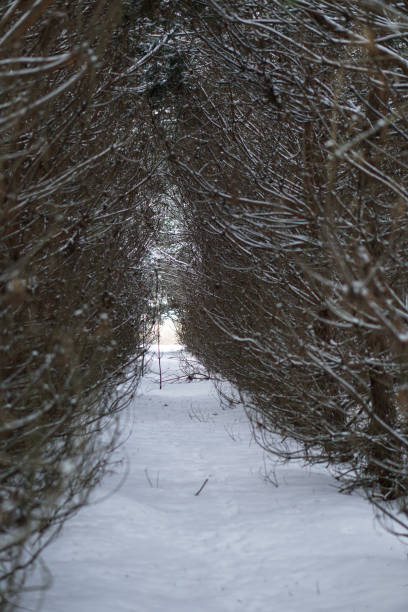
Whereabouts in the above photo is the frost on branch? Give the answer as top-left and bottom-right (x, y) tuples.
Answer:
(0, 1), (163, 607)
(165, 0), (408, 538)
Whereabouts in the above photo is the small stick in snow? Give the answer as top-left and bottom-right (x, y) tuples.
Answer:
(194, 477), (209, 496)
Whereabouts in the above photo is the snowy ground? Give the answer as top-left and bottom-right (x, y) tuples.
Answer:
(22, 344), (408, 612)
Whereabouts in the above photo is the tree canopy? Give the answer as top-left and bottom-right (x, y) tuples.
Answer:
(3, 1), (408, 606)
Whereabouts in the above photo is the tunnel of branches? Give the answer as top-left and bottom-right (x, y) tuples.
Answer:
(2, 1), (408, 607)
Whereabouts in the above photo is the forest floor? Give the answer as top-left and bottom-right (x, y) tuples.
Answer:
(22, 343), (408, 612)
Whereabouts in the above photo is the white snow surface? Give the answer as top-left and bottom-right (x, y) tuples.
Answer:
(23, 345), (408, 612)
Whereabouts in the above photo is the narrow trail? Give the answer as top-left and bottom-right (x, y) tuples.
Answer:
(23, 346), (407, 612)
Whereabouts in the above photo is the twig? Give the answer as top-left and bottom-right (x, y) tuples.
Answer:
(194, 477), (209, 496)
(144, 468), (153, 488)
(145, 468), (160, 488)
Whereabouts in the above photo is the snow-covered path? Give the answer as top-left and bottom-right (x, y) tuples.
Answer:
(23, 346), (407, 612)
